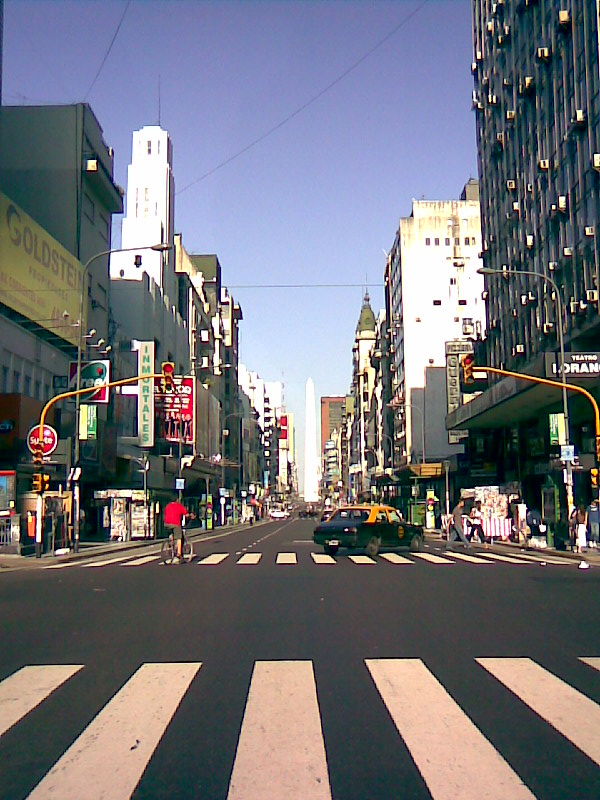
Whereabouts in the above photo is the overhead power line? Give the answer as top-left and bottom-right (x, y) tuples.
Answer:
(83, 0), (132, 101)
(177, 0), (429, 196)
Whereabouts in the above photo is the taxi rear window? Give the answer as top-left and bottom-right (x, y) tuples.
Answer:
(337, 509), (369, 522)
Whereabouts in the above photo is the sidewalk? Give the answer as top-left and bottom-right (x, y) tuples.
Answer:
(0, 519), (266, 570)
(426, 528), (600, 565)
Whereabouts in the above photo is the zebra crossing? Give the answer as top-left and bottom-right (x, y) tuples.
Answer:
(40, 547), (580, 571)
(2, 656), (599, 798)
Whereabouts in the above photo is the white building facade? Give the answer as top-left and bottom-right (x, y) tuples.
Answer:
(388, 181), (485, 465)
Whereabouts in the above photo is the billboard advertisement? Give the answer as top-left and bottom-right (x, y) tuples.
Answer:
(68, 360), (111, 403)
(154, 376), (195, 446)
(0, 193), (85, 346)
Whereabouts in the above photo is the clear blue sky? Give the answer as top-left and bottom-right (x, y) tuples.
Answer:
(3, 0), (478, 487)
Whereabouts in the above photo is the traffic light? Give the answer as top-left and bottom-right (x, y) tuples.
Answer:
(592, 468), (599, 488)
(461, 354), (475, 384)
(161, 361), (175, 392)
(32, 439), (44, 467)
(32, 473), (50, 493)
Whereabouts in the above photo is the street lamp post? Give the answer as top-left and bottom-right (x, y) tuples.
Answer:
(72, 243), (170, 551)
(478, 267), (574, 516)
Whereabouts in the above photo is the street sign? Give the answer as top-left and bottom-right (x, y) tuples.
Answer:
(545, 351), (600, 378)
(27, 424), (58, 457)
(560, 444), (575, 463)
(175, 478), (185, 491)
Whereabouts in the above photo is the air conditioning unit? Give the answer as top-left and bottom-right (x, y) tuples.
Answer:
(488, 94), (498, 105)
(520, 294), (529, 306)
(548, 261), (558, 271)
(476, 49), (483, 61)
(558, 9), (571, 26)
(506, 109), (515, 121)
(524, 76), (534, 90)
(512, 201), (520, 213)
(481, 290), (489, 300)
(487, 20), (495, 33)
(592, 154), (600, 171)
(511, 308), (518, 318)
(496, 132), (505, 145)
(569, 300), (578, 314)
(528, 291), (536, 302)
(515, 344), (525, 355)
(507, 179), (516, 190)
(526, 234), (534, 248)
(558, 195), (567, 211)
(585, 226), (595, 237)
(200, 356), (209, 369)
(462, 323), (475, 336)
(503, 23), (510, 36)
(543, 322), (554, 334)
(564, 246), (573, 257)
(573, 109), (587, 126)
(503, 76), (512, 86)
(471, 61), (478, 73)
(527, 183), (533, 193)
(586, 290), (599, 303)
(85, 159), (98, 172)
(538, 159), (549, 170)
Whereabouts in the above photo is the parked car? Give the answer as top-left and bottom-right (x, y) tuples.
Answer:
(313, 504), (424, 556)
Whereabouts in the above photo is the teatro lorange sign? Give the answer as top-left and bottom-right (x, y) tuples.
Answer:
(0, 192), (85, 347)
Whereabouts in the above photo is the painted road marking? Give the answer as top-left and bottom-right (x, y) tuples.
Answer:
(0, 665), (83, 738)
(478, 657), (600, 767)
(83, 555), (139, 568)
(227, 661), (331, 800)
(412, 552), (454, 564)
(445, 551), (494, 564)
(380, 553), (414, 564)
(276, 552), (297, 564)
(122, 555), (160, 566)
(476, 552), (532, 564)
(29, 662), (200, 800)
(367, 658), (535, 800)
(348, 555), (376, 564)
(311, 553), (336, 564)
(198, 553), (229, 565)
(237, 553), (262, 565)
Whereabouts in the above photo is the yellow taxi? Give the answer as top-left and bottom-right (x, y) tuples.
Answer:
(313, 503), (424, 556)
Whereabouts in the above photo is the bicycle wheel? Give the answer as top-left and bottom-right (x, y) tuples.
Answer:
(161, 536), (176, 565)
(182, 538), (194, 563)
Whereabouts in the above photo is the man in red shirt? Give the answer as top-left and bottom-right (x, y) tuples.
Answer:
(164, 499), (187, 560)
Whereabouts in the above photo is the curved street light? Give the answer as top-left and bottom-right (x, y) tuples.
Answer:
(478, 266), (573, 514)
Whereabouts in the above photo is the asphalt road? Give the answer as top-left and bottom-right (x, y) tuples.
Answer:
(1, 516), (600, 799)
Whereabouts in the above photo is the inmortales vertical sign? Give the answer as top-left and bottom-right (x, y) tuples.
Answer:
(138, 341), (155, 448)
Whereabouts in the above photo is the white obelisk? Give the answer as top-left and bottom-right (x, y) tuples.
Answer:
(304, 378), (319, 502)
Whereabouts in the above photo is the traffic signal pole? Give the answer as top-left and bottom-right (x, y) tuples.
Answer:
(36, 372), (164, 554)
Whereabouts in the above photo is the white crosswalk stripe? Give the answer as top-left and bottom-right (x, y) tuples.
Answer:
(227, 661), (331, 799)
(28, 662), (201, 800)
(477, 657), (600, 767)
(379, 552), (414, 564)
(121, 555), (160, 566)
(366, 658), (536, 799)
(0, 665), (83, 738)
(311, 553), (336, 564)
(348, 555), (376, 564)
(444, 551), (494, 564)
(4, 657), (600, 797)
(83, 555), (139, 568)
(412, 552), (454, 564)
(276, 552), (297, 564)
(237, 553), (262, 565)
(476, 552), (532, 564)
(198, 553), (229, 565)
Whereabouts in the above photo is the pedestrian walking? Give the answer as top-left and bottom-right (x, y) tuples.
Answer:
(586, 500), (599, 549)
(447, 498), (471, 549)
(575, 504), (588, 554)
(467, 500), (485, 543)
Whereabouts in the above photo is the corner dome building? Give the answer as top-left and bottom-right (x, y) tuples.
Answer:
(349, 291), (377, 500)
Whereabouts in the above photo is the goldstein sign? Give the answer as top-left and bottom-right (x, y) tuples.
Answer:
(0, 193), (85, 346)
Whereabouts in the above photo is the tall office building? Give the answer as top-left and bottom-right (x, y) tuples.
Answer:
(110, 125), (175, 301)
(320, 396), (344, 455)
(448, 1), (600, 505)
(304, 378), (319, 502)
(387, 184), (484, 465)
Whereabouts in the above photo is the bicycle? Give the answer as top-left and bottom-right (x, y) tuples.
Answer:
(161, 527), (194, 564)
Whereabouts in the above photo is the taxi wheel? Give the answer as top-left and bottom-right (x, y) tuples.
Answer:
(410, 534), (424, 552)
(324, 544), (338, 556)
(365, 536), (380, 557)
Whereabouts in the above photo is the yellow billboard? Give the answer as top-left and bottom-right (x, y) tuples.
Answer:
(0, 192), (85, 346)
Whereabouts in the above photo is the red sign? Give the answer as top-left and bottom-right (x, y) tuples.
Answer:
(154, 376), (195, 445)
(27, 424), (58, 457)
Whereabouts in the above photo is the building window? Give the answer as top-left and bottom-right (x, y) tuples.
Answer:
(454, 237), (460, 245)
(147, 140), (152, 155)
(425, 238), (431, 246)
(445, 238), (450, 246)
(471, 237), (476, 245)
(99, 214), (109, 242)
(433, 299), (442, 306)
(83, 193), (95, 223)
(458, 299), (467, 306)
(24, 376), (31, 396)
(465, 237), (470, 245)
(157, 140), (161, 155)
(450, 277), (456, 285)
(435, 238), (440, 246)
(35, 380), (41, 400)
(45, 384), (50, 401)
(1, 366), (8, 393)
(144, 188), (149, 202)
(13, 371), (20, 392)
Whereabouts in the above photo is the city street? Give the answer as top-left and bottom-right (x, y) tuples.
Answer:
(1, 516), (600, 799)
